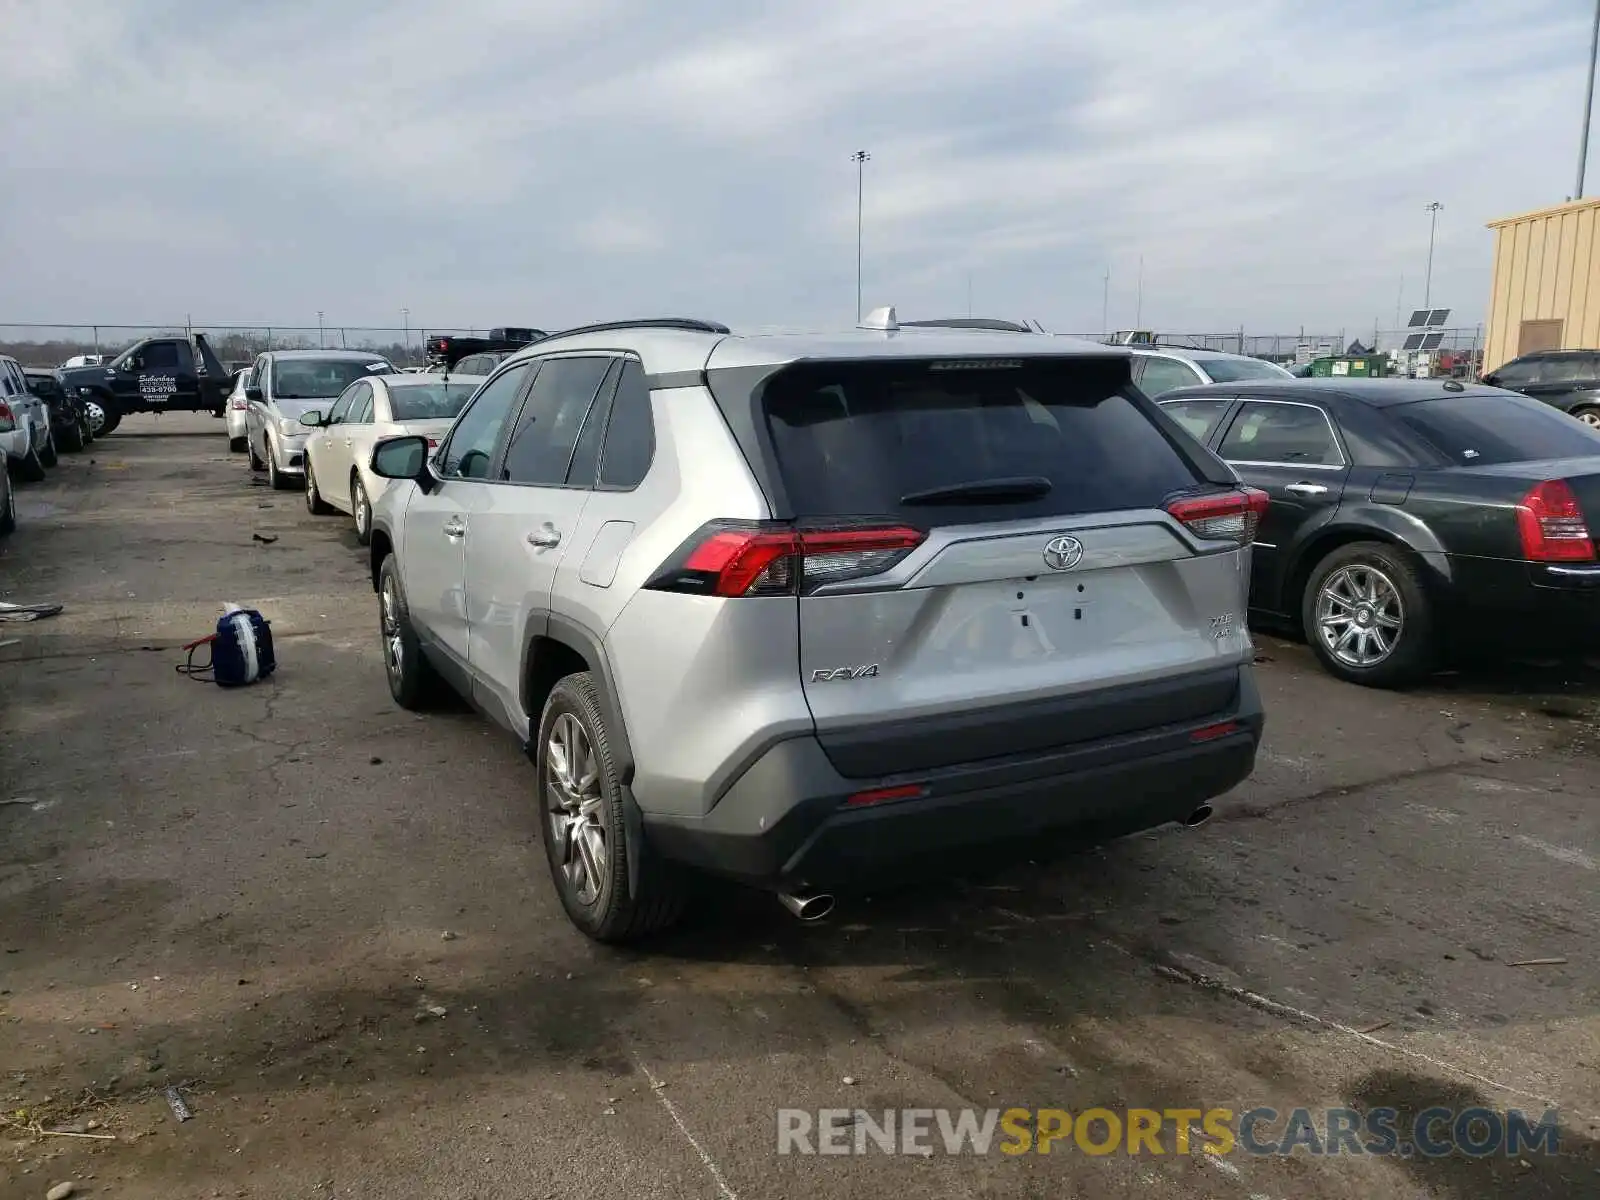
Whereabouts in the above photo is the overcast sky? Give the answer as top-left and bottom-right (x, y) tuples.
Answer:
(2, 0), (1592, 339)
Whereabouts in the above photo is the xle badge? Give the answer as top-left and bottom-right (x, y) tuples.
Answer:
(1210, 614), (1237, 639)
(811, 665), (880, 683)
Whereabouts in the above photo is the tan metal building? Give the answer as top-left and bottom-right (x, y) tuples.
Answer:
(1483, 196), (1600, 371)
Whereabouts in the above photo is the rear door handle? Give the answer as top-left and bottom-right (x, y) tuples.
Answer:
(527, 524), (562, 548)
(1285, 482), (1329, 497)
(443, 516), (466, 539)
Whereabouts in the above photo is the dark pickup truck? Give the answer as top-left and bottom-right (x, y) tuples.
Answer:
(423, 327), (543, 373)
(57, 332), (233, 436)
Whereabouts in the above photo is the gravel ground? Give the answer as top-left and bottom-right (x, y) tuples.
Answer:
(1, 414), (1597, 1200)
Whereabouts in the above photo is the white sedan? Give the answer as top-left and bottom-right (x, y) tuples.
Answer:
(299, 372), (485, 543)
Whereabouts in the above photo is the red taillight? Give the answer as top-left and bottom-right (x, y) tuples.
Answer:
(846, 784), (927, 807)
(1166, 487), (1269, 545)
(0, 400), (11, 422)
(1190, 720), (1242, 743)
(426, 437), (439, 448)
(231, 397), (247, 410)
(1516, 479), (1595, 562)
(650, 521), (926, 597)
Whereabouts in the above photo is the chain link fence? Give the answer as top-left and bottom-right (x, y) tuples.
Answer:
(0, 321), (1488, 375)
(0, 324), (496, 370)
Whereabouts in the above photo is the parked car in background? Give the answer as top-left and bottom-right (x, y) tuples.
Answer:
(300, 372), (484, 543)
(1479, 349), (1600, 426)
(0, 356), (52, 479)
(24, 369), (91, 452)
(224, 368), (252, 452)
(58, 332), (234, 435)
(1128, 346), (1295, 396)
(243, 350), (398, 490)
(0, 440), (14, 535)
(1157, 378), (1600, 687)
(362, 312), (1263, 942)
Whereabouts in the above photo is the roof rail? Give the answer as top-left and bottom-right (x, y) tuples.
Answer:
(900, 317), (1035, 333)
(541, 317), (730, 340)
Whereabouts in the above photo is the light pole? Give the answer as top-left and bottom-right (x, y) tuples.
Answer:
(1101, 268), (1110, 334)
(1580, 0), (1600, 199)
(1423, 202), (1443, 309)
(317, 310), (325, 349)
(852, 150), (870, 321)
(402, 308), (410, 362)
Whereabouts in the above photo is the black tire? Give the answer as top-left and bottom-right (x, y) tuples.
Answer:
(38, 430), (57, 468)
(537, 672), (687, 943)
(58, 423), (84, 453)
(377, 554), (448, 710)
(266, 439), (296, 491)
(15, 444), (46, 483)
(0, 476), (15, 536)
(100, 412), (121, 436)
(351, 475), (373, 546)
(228, 435), (247, 454)
(1301, 540), (1435, 688)
(305, 458), (334, 514)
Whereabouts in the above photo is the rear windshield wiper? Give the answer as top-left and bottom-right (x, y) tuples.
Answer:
(899, 476), (1053, 505)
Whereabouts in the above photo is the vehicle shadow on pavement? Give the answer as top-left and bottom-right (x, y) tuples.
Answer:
(1345, 1069), (1600, 1199)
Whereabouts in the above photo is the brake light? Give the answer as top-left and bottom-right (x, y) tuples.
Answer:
(0, 401), (11, 422)
(1165, 488), (1269, 545)
(1516, 479), (1595, 562)
(231, 397), (247, 410)
(426, 438), (439, 448)
(648, 521), (926, 597)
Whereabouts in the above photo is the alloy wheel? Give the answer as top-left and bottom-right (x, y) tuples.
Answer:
(546, 713), (606, 906)
(1316, 563), (1404, 668)
(380, 574), (403, 683)
(84, 401), (106, 436)
(1579, 409), (1600, 429)
(354, 481), (369, 536)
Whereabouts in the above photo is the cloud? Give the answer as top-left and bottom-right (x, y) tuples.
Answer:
(0, 0), (1591, 337)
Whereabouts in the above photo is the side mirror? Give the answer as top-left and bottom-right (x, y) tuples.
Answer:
(371, 434), (435, 493)
(299, 410), (324, 428)
(245, 386), (263, 402)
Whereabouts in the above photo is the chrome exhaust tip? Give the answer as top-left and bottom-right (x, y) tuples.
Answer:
(1183, 804), (1214, 828)
(778, 891), (835, 921)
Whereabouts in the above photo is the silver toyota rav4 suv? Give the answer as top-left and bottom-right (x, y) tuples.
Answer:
(364, 310), (1267, 942)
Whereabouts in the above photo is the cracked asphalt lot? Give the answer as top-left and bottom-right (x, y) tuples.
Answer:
(2, 415), (1598, 1199)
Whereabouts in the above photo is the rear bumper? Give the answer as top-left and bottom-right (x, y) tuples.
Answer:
(1441, 557), (1600, 649)
(641, 665), (1263, 892)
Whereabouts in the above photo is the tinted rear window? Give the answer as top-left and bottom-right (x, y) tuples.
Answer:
(1395, 393), (1600, 465)
(1199, 358), (1291, 384)
(761, 358), (1202, 522)
(387, 383), (478, 422)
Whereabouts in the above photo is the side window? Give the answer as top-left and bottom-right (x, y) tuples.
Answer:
(1136, 356), (1206, 397)
(438, 363), (532, 480)
(501, 356), (612, 485)
(1337, 406), (1420, 468)
(141, 341), (180, 371)
(1218, 401), (1343, 466)
(565, 361), (621, 487)
(598, 359), (656, 489)
(348, 384), (374, 423)
(174, 341), (195, 374)
(1496, 357), (1540, 387)
(326, 385), (359, 425)
(1158, 398), (1232, 444)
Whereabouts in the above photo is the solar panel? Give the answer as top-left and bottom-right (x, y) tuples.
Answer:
(1403, 333), (1426, 350)
(1408, 310), (1431, 328)
(1426, 308), (1451, 327)
(1420, 333), (1444, 350)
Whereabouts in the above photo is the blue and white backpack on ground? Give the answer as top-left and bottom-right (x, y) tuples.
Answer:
(178, 603), (276, 686)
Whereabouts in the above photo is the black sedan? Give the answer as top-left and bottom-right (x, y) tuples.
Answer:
(1155, 378), (1600, 688)
(23, 369), (91, 452)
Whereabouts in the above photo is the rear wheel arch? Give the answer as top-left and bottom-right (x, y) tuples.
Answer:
(1284, 523), (1445, 633)
(368, 529), (394, 592)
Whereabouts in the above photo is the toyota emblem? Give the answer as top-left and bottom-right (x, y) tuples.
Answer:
(1042, 535), (1084, 571)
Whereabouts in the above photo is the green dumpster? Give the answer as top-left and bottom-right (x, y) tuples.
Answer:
(1308, 356), (1386, 378)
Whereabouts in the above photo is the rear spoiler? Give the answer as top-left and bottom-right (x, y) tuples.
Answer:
(424, 330), (544, 371)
